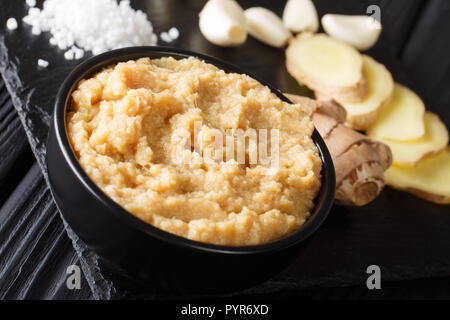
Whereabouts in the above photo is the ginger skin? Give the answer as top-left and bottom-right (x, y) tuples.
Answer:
(286, 93), (392, 206)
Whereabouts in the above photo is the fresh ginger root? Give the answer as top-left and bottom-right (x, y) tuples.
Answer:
(286, 33), (369, 103)
(367, 83), (425, 141)
(316, 55), (394, 131)
(370, 112), (448, 167)
(286, 93), (392, 206)
(286, 34), (394, 130)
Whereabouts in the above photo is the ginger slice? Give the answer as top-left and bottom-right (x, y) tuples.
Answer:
(367, 83), (425, 140)
(286, 33), (368, 103)
(317, 55), (394, 131)
(384, 148), (450, 204)
(372, 112), (448, 167)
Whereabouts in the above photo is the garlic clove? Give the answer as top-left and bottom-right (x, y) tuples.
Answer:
(199, 0), (247, 47)
(244, 7), (291, 48)
(282, 0), (319, 33)
(322, 14), (382, 51)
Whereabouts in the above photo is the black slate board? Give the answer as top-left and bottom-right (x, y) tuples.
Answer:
(1, 0), (449, 299)
(4, 78), (450, 300)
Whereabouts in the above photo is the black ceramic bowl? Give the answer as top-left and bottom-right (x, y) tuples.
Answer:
(46, 46), (335, 294)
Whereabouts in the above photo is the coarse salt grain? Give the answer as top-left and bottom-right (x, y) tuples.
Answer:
(64, 45), (84, 60)
(37, 59), (49, 68)
(6, 18), (18, 30)
(26, 0), (36, 7)
(64, 49), (74, 60)
(160, 31), (172, 43)
(31, 25), (41, 35)
(22, 0), (158, 60)
(168, 27), (179, 40)
(74, 47), (84, 59)
(160, 27), (180, 43)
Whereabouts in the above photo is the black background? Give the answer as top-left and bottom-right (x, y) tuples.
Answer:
(0, 0), (449, 299)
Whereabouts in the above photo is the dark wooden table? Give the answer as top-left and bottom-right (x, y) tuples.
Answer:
(0, 0), (449, 299)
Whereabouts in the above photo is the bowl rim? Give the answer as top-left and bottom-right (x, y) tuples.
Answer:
(52, 46), (335, 255)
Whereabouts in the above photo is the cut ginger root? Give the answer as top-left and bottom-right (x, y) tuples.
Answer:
(384, 148), (450, 204)
(286, 93), (392, 206)
(286, 33), (368, 103)
(316, 55), (394, 131)
(367, 83), (425, 141)
(370, 112), (449, 167)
